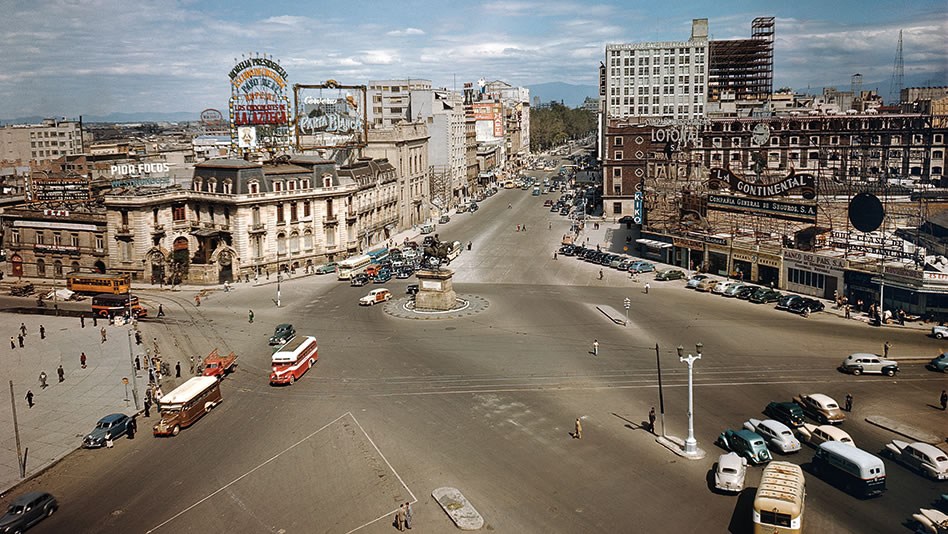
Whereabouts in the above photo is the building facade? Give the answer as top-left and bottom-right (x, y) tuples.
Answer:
(367, 80), (433, 128)
(0, 118), (86, 164)
(363, 122), (432, 228)
(337, 158), (398, 250)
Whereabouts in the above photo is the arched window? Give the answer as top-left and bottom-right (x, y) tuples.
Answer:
(289, 232), (300, 253)
(36, 259), (46, 277)
(303, 230), (313, 250)
(71, 261), (80, 272)
(207, 178), (217, 192)
(53, 260), (63, 278)
(277, 233), (287, 255)
(249, 181), (260, 194)
(223, 179), (233, 194)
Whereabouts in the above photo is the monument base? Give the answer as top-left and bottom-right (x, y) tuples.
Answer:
(414, 268), (457, 311)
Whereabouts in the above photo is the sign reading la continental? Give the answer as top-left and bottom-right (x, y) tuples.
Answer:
(709, 167), (816, 200)
(708, 194), (817, 223)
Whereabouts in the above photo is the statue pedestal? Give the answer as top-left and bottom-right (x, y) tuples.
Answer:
(415, 268), (457, 311)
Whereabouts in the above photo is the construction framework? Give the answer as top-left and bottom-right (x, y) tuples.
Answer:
(707, 17), (775, 102)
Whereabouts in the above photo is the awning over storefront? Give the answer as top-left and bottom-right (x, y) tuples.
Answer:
(636, 238), (672, 249)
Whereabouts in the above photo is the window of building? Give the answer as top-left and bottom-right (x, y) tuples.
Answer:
(277, 233), (286, 255)
(289, 232), (300, 253)
(36, 232), (45, 245)
(288, 181), (296, 191)
(276, 204), (285, 223)
(249, 181), (259, 194)
(11, 230), (19, 244)
(36, 259), (46, 277)
(932, 166), (943, 175)
(301, 179), (310, 189)
(614, 137), (623, 146)
(53, 260), (63, 278)
(614, 151), (623, 160)
(173, 205), (185, 221)
(935, 134), (943, 144)
(95, 235), (104, 250)
(290, 202), (298, 222)
(830, 136), (839, 145)
(252, 207), (261, 226)
(223, 179), (232, 194)
(121, 210), (129, 226)
(933, 150), (944, 160)
(70, 233), (79, 247)
(303, 201), (311, 218)
(273, 181), (283, 192)
(303, 230), (313, 251)
(788, 268), (825, 290)
(613, 167), (622, 178)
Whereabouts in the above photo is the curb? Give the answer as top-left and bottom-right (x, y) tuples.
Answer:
(864, 416), (944, 444)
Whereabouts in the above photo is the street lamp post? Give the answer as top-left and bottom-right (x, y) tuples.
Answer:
(623, 297), (630, 326)
(276, 272), (282, 307)
(677, 343), (702, 456)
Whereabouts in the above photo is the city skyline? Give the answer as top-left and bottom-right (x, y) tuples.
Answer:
(1, 0), (946, 119)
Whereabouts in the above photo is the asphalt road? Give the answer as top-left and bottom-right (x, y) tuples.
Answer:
(12, 161), (948, 534)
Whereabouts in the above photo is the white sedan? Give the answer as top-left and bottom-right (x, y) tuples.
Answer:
(714, 452), (747, 493)
(743, 418), (801, 454)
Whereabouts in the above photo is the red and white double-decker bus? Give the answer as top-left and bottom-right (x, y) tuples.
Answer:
(269, 336), (318, 386)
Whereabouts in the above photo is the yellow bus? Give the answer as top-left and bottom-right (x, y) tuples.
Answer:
(66, 272), (131, 295)
(753, 461), (805, 533)
(337, 254), (372, 280)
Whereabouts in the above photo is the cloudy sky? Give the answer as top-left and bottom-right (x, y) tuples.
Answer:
(1, 0), (945, 119)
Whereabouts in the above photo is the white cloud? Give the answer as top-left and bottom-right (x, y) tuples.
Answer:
(387, 27), (425, 37)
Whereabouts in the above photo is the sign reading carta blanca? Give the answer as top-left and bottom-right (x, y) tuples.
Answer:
(708, 167), (816, 200)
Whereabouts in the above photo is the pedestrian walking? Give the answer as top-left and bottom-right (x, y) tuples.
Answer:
(20, 322), (27, 336)
(135, 355), (141, 371)
(25, 390), (34, 408)
(553, 252), (558, 260)
(17, 333), (24, 348)
(598, 269), (603, 280)
(157, 304), (165, 317)
(516, 224), (520, 232)
(39, 325), (45, 339)
(523, 224), (526, 231)
(175, 361), (181, 378)
(644, 282), (650, 294)
(593, 339), (599, 356)
(39, 371), (48, 389)
(844, 392), (853, 412)
(648, 407), (656, 435)
(80, 352), (87, 369)
(405, 502), (413, 529)
(194, 294), (201, 306)
(80, 315), (85, 328)
(248, 309), (254, 323)
(57, 365), (65, 382)
(549, 222), (552, 230)
(127, 417), (137, 439)
(189, 356), (195, 374)
(92, 314), (98, 327)
(883, 341), (891, 358)
(395, 504), (406, 531)
(143, 397), (151, 417)
(135, 331), (142, 345)
(574, 417), (583, 439)
(844, 304), (851, 319)
(148, 368), (156, 384)
(100, 327), (107, 343)
(9, 336), (14, 350)
(941, 389), (947, 411)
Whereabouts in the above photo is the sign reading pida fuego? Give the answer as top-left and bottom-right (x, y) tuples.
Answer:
(708, 167), (816, 200)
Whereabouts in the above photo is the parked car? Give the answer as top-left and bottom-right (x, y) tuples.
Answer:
(395, 267), (414, 279)
(82, 413), (133, 448)
(722, 283), (749, 297)
(0, 492), (58, 532)
(927, 352), (948, 372)
(931, 325), (948, 339)
(268, 323), (296, 346)
(438, 214), (450, 224)
(686, 274), (710, 289)
(839, 353), (900, 376)
(764, 401), (806, 428)
(749, 288), (782, 304)
(359, 288), (392, 306)
(543, 199), (554, 207)
(883, 440), (948, 480)
(793, 393), (846, 424)
(349, 273), (370, 287)
(373, 269), (393, 283)
(712, 280), (740, 295)
(608, 256), (625, 269)
(616, 259), (634, 271)
(775, 294), (803, 310)
(788, 297), (825, 315)
(695, 278), (720, 292)
(629, 261), (656, 273)
(743, 418), (801, 454)
(406, 284), (419, 296)
(716, 428), (772, 465)
(734, 285), (760, 300)
(654, 269), (685, 281)
(797, 423), (856, 448)
(314, 262), (337, 275)
(713, 452), (748, 493)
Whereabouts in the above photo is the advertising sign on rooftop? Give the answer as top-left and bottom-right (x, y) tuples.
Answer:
(228, 54), (292, 153)
(26, 173), (91, 204)
(294, 81), (367, 150)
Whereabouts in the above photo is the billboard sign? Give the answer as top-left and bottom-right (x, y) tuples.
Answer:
(473, 102), (503, 137)
(708, 194), (817, 223)
(228, 54), (292, 152)
(708, 167), (816, 200)
(633, 191), (644, 224)
(26, 174), (91, 204)
(294, 81), (367, 149)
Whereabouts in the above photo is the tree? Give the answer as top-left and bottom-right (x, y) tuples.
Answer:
(530, 103), (595, 151)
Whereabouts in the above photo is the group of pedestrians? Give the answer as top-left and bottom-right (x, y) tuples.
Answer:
(10, 321), (47, 349)
(393, 501), (413, 530)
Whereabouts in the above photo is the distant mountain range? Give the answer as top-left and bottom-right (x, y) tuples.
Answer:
(0, 111), (202, 126)
(526, 82), (599, 108)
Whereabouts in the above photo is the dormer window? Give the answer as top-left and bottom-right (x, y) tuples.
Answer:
(274, 181), (284, 192)
(193, 179), (202, 191)
(248, 181), (259, 194)
(223, 179), (233, 194)
(287, 181), (296, 191)
(207, 178), (217, 192)
(301, 179), (310, 189)
(322, 174), (333, 188)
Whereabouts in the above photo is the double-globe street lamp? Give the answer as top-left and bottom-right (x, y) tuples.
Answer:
(677, 343), (702, 457)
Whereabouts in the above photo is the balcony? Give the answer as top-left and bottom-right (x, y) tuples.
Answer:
(248, 223), (266, 235)
(115, 225), (133, 237)
(345, 212), (357, 223)
(323, 216), (338, 226)
(151, 224), (165, 237)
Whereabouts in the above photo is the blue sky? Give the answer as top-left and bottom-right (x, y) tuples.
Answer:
(0, 0), (945, 118)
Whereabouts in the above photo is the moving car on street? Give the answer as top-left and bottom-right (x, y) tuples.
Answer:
(838, 353), (899, 376)
(268, 324), (296, 346)
(0, 492), (58, 532)
(927, 352), (948, 372)
(629, 261), (655, 273)
(883, 440), (948, 480)
(82, 413), (133, 448)
(793, 393), (846, 425)
(763, 401), (806, 428)
(931, 325), (948, 339)
(797, 423), (855, 448)
(314, 262), (337, 275)
(743, 418), (801, 454)
(716, 428), (772, 465)
(202, 349), (238, 379)
(349, 273), (370, 287)
(713, 452), (747, 493)
(359, 288), (392, 306)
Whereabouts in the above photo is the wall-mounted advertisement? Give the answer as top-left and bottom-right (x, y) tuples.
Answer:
(473, 102), (503, 138)
(708, 194), (817, 223)
(26, 173), (91, 204)
(294, 81), (367, 150)
(228, 54), (292, 153)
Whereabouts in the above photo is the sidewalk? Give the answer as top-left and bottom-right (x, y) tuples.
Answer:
(0, 311), (191, 495)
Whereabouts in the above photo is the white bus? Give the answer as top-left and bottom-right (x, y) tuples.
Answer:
(753, 461), (805, 534)
(811, 441), (886, 498)
(337, 254), (372, 280)
(446, 241), (462, 261)
(269, 335), (318, 385)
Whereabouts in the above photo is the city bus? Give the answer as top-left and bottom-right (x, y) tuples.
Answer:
(337, 254), (372, 280)
(446, 240), (462, 261)
(67, 272), (131, 295)
(269, 335), (318, 385)
(811, 441), (886, 498)
(91, 293), (148, 318)
(753, 461), (806, 533)
(153, 376), (222, 437)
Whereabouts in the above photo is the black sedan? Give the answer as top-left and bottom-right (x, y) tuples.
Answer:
(0, 492), (58, 532)
(82, 413), (133, 448)
(749, 288), (782, 304)
(735, 285), (760, 300)
(775, 294), (803, 310)
(788, 297), (825, 315)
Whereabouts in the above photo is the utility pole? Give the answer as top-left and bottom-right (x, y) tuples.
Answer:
(9, 381), (26, 478)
